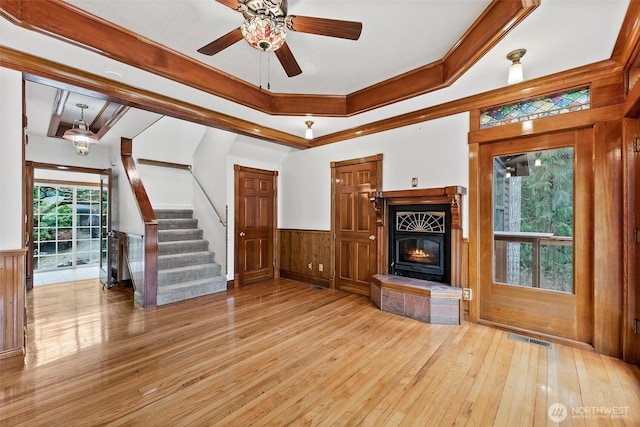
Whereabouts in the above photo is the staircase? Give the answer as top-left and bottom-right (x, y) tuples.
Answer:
(153, 209), (226, 305)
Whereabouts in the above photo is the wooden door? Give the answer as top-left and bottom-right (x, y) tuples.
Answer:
(478, 130), (593, 344)
(331, 154), (382, 296)
(234, 165), (277, 286)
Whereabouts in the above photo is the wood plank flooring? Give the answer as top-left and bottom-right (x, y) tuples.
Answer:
(1, 278), (639, 426)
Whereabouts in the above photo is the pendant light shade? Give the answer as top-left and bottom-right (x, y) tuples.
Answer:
(62, 103), (100, 155)
(305, 120), (314, 139)
(506, 49), (526, 85)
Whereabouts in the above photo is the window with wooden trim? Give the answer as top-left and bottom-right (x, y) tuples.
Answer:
(480, 88), (590, 129)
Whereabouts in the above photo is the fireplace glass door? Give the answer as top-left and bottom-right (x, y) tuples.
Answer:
(389, 207), (450, 283)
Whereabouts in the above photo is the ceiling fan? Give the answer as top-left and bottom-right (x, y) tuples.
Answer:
(197, 0), (363, 77)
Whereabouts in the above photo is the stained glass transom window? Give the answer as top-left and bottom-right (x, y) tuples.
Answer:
(396, 211), (445, 233)
(480, 87), (590, 129)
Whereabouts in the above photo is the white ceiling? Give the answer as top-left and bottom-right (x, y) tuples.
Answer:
(3, 0), (632, 145)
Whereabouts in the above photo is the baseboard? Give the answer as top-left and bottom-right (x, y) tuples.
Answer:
(280, 270), (330, 288)
(477, 319), (595, 352)
(227, 279), (234, 290)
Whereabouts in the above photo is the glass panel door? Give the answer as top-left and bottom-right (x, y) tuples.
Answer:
(478, 128), (593, 342)
(493, 148), (574, 293)
(99, 171), (113, 288)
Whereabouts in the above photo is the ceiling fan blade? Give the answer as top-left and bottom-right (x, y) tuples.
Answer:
(286, 15), (362, 40)
(197, 28), (244, 56)
(215, 0), (241, 11)
(275, 43), (302, 77)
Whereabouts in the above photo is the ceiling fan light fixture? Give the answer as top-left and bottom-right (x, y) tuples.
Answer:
(241, 15), (287, 52)
(506, 49), (526, 85)
(305, 120), (314, 139)
(62, 103), (100, 155)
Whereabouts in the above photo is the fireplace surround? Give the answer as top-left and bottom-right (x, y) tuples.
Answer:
(371, 186), (466, 287)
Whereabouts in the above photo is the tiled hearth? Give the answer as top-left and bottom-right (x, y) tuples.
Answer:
(369, 186), (467, 325)
(371, 274), (463, 325)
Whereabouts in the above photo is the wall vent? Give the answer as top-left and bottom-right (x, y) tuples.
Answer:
(508, 333), (553, 348)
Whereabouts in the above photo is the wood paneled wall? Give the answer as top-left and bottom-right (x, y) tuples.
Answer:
(593, 120), (624, 357)
(0, 249), (26, 359)
(279, 229), (331, 288)
(468, 73), (630, 359)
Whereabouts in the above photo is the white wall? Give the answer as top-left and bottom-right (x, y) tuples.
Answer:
(0, 68), (24, 250)
(192, 128), (236, 278)
(280, 113), (470, 236)
(26, 135), (112, 169)
(225, 136), (292, 279)
(134, 117), (206, 209)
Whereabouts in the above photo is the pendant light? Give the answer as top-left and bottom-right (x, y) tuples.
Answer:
(506, 49), (526, 85)
(62, 103), (100, 156)
(305, 120), (314, 139)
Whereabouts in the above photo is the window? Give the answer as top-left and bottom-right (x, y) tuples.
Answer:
(33, 183), (104, 271)
(480, 88), (590, 129)
(492, 147), (574, 293)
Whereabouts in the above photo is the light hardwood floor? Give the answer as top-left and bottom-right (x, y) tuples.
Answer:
(1, 278), (639, 426)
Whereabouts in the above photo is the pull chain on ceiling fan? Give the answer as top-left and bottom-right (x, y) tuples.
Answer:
(197, 0), (362, 78)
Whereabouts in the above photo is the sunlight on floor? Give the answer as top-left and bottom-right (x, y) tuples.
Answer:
(33, 266), (99, 286)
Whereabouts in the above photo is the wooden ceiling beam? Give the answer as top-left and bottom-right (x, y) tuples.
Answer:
(0, 0), (538, 117)
(0, 46), (310, 149)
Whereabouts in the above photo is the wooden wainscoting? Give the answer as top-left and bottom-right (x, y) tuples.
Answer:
(0, 249), (26, 359)
(279, 229), (331, 287)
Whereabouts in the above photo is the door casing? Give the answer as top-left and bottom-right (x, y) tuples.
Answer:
(477, 130), (594, 346)
(234, 165), (278, 286)
(330, 154), (383, 295)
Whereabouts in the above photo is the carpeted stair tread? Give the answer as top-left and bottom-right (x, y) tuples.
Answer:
(157, 218), (198, 230)
(158, 228), (204, 242)
(157, 276), (227, 306)
(158, 251), (215, 269)
(154, 209), (194, 219)
(158, 263), (221, 286)
(158, 240), (210, 255)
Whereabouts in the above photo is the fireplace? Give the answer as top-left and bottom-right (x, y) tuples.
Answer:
(371, 186), (466, 287)
(389, 204), (451, 283)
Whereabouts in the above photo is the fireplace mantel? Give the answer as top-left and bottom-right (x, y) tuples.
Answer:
(371, 186), (466, 229)
(371, 185), (467, 286)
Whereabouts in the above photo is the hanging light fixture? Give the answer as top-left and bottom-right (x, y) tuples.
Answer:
(241, 15), (287, 52)
(62, 103), (100, 156)
(505, 167), (512, 179)
(534, 153), (542, 167)
(305, 120), (314, 139)
(506, 49), (526, 85)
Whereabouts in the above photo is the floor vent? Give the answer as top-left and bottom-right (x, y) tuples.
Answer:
(308, 285), (325, 290)
(508, 333), (553, 348)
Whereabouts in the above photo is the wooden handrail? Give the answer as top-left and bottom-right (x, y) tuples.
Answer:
(121, 139), (157, 307)
(137, 157), (227, 227)
(137, 158), (190, 170)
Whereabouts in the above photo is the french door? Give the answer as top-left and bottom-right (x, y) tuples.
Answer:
(478, 130), (593, 343)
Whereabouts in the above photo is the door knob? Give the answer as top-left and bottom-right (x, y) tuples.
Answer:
(240, 231), (246, 237)
(369, 234), (376, 240)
